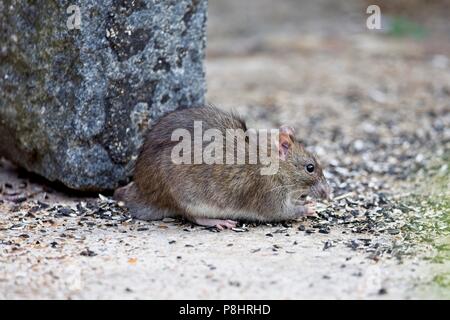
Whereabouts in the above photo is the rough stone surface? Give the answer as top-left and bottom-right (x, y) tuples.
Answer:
(0, 0), (207, 191)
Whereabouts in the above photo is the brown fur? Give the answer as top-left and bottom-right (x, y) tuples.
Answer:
(114, 106), (330, 223)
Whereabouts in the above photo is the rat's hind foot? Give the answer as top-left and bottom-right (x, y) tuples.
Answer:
(193, 218), (237, 230)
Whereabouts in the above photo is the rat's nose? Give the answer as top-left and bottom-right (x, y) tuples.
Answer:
(312, 181), (331, 201)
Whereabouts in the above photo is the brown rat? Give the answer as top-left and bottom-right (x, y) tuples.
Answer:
(114, 106), (331, 229)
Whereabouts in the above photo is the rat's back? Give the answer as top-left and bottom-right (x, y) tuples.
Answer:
(136, 106), (247, 168)
(131, 106), (254, 219)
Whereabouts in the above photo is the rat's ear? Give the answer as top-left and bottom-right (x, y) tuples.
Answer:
(277, 132), (292, 161)
(280, 125), (295, 138)
(280, 125), (296, 145)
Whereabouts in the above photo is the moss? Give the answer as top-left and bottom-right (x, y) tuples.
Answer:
(399, 152), (450, 295)
(433, 273), (450, 288)
(387, 16), (427, 39)
(401, 195), (449, 243)
(0, 0), (81, 170)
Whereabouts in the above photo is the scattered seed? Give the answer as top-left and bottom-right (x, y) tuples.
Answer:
(323, 240), (333, 250)
(80, 248), (97, 257)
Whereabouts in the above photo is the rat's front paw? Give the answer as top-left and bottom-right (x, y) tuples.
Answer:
(294, 203), (316, 217)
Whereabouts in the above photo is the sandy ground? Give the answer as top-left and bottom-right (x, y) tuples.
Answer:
(0, 196), (440, 299)
(1, 0), (449, 299)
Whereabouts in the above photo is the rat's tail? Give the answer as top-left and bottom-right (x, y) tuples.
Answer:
(113, 182), (135, 202)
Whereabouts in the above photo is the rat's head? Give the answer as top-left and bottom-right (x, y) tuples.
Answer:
(276, 126), (331, 202)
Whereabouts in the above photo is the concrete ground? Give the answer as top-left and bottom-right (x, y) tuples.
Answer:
(0, 0), (449, 299)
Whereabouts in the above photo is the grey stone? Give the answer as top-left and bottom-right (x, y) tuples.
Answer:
(0, 0), (207, 191)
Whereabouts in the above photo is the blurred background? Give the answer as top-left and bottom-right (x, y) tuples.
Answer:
(205, 0), (450, 176)
(206, 0), (450, 113)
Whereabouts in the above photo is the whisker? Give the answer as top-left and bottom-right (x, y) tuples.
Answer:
(265, 184), (296, 194)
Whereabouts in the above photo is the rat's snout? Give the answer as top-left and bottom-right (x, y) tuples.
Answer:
(311, 180), (331, 201)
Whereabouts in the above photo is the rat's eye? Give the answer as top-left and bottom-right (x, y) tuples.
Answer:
(306, 164), (315, 173)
